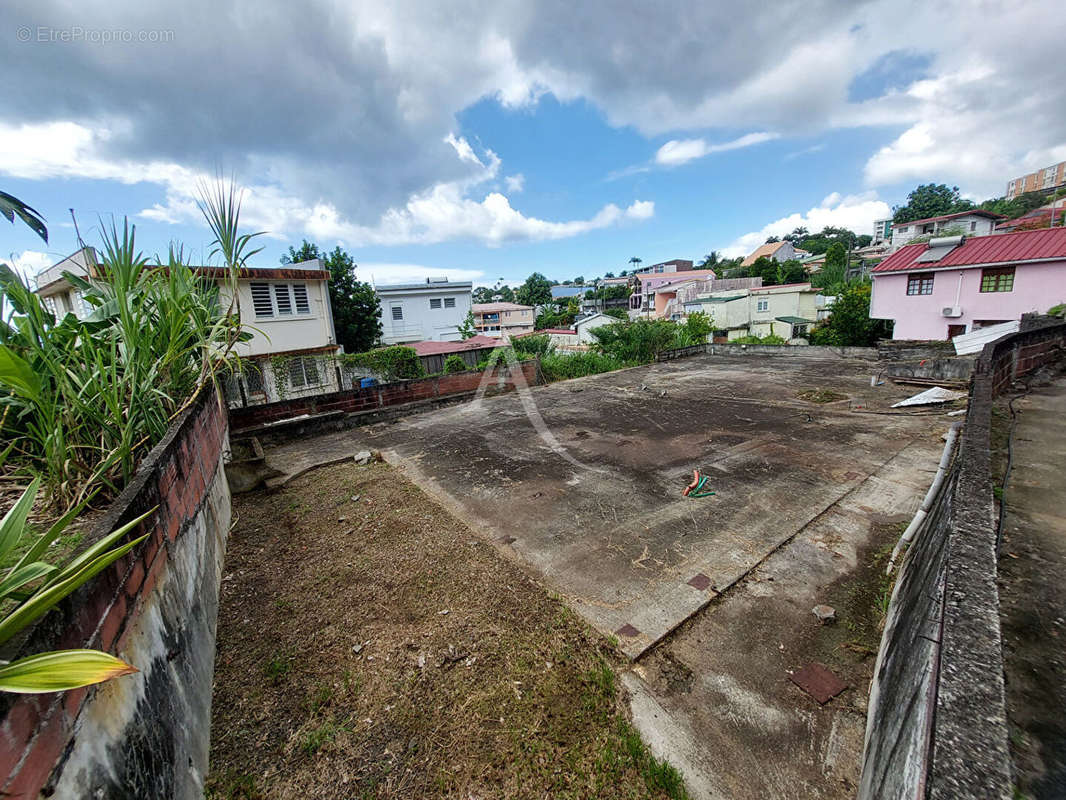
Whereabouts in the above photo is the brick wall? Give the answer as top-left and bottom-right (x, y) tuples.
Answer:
(230, 360), (541, 433)
(0, 387), (231, 799)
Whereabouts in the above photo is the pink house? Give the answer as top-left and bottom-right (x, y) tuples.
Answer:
(629, 269), (718, 317)
(870, 228), (1066, 340)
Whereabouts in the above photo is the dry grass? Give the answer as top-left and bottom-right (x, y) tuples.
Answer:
(208, 461), (687, 800)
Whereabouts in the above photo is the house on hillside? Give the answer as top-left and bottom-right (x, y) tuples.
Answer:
(36, 249), (341, 404)
(376, 278), (473, 345)
(869, 228), (1066, 340)
(682, 283), (821, 341)
(627, 269), (719, 318)
(994, 198), (1066, 233)
(632, 259), (694, 275)
(574, 312), (615, 343)
(472, 302), (534, 340)
(890, 211), (1005, 250)
(741, 240), (797, 268)
(1007, 160), (1066, 199)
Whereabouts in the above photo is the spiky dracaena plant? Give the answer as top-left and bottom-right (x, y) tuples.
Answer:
(0, 181), (257, 510)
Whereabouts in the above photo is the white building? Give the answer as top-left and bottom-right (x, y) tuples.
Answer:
(890, 211), (1005, 250)
(683, 283), (821, 341)
(376, 278), (473, 345)
(35, 249), (341, 404)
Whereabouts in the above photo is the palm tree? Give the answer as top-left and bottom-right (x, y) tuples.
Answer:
(698, 251), (720, 269)
(1, 191), (48, 242)
(628, 257), (642, 270)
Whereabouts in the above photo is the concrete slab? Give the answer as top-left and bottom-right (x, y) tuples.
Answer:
(263, 354), (940, 659)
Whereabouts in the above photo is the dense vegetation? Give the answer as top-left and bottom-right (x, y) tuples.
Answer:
(0, 186), (251, 511)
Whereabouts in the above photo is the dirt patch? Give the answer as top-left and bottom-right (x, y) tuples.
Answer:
(208, 461), (688, 799)
(809, 523), (902, 671)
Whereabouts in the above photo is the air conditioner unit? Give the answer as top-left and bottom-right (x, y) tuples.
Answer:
(941, 306), (963, 318)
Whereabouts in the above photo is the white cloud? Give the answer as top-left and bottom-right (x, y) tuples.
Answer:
(0, 121), (652, 248)
(2, 0), (1065, 235)
(720, 192), (891, 258)
(6, 250), (53, 283)
(505, 173), (525, 192)
(360, 263), (485, 286)
(654, 132), (779, 167)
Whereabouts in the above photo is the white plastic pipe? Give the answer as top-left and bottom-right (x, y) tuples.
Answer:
(886, 421), (963, 574)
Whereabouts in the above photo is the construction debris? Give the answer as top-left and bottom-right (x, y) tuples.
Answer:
(891, 387), (967, 408)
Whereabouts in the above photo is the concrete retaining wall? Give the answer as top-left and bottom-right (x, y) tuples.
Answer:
(658, 342), (879, 360)
(0, 388), (231, 800)
(860, 317), (1066, 800)
(230, 360), (541, 436)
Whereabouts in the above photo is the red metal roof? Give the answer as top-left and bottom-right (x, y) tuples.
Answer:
(408, 335), (500, 356)
(872, 228), (1066, 274)
(890, 209), (1006, 229)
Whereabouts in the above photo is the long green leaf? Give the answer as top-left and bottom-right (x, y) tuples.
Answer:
(0, 345), (41, 402)
(8, 497), (89, 577)
(0, 649), (136, 693)
(0, 562), (56, 599)
(42, 509), (153, 591)
(0, 478), (40, 565)
(0, 533), (147, 646)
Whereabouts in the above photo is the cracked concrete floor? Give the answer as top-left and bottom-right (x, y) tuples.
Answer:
(258, 354), (950, 798)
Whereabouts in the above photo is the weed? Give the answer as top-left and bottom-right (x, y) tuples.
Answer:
(304, 682), (333, 714)
(206, 770), (262, 800)
(300, 720), (340, 755)
(264, 654), (291, 684)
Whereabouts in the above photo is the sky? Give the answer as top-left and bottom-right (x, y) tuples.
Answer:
(2, 0), (1065, 289)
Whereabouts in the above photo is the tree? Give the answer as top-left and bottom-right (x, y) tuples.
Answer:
(628, 257), (642, 270)
(698, 251), (721, 269)
(764, 235), (780, 243)
(749, 256), (778, 286)
(458, 310), (476, 340)
(604, 271), (615, 278)
(282, 241), (382, 353)
(443, 354), (468, 374)
(775, 259), (807, 285)
(808, 283), (891, 346)
(515, 272), (553, 306)
(825, 242), (846, 272)
(892, 183), (973, 224)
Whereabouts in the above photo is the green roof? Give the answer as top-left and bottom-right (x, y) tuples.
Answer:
(687, 294), (746, 304)
(774, 316), (815, 324)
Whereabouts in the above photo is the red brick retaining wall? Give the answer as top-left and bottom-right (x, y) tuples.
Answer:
(230, 360), (541, 432)
(0, 387), (231, 799)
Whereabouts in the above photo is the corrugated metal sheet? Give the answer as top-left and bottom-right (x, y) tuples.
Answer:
(952, 320), (1020, 355)
(873, 228), (1066, 273)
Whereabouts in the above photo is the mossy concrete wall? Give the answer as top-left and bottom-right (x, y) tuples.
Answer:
(0, 388), (230, 800)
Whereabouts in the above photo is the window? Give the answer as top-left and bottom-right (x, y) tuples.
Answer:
(291, 283), (310, 315)
(250, 282), (313, 318)
(243, 364), (266, 397)
(756, 299), (769, 312)
(970, 221), (977, 232)
(980, 267), (1015, 293)
(251, 283), (273, 317)
(430, 298), (442, 309)
(922, 223), (934, 234)
(391, 305), (403, 320)
(274, 284), (293, 315)
(897, 226), (908, 234)
(444, 297), (456, 308)
(288, 357), (321, 389)
(906, 273), (934, 295)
